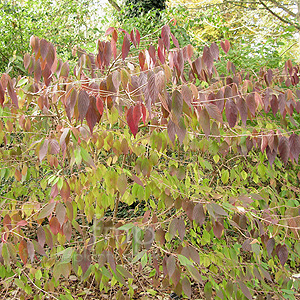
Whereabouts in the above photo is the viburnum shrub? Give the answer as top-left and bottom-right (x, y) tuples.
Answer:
(1, 23), (300, 299)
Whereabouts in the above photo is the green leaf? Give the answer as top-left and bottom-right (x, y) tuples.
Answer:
(118, 223), (135, 231)
(221, 169), (229, 184)
(132, 250), (146, 264)
(38, 202), (55, 219)
(178, 254), (193, 266)
(80, 147), (95, 168)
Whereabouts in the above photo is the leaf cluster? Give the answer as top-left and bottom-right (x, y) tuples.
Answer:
(0, 22), (300, 299)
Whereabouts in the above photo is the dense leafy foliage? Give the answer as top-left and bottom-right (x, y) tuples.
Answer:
(1, 22), (300, 299)
(0, 0), (102, 76)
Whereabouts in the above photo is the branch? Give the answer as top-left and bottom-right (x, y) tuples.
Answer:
(258, 0), (300, 30)
(267, 0), (296, 18)
(107, 0), (121, 11)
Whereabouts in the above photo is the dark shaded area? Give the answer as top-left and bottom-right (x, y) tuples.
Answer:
(124, 0), (166, 17)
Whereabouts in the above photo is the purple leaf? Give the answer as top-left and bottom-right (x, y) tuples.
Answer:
(193, 203), (205, 226)
(278, 136), (289, 165)
(225, 99), (238, 128)
(276, 244), (288, 267)
(289, 134), (300, 163)
(199, 107), (210, 138)
(78, 90), (90, 122)
(122, 35), (130, 61)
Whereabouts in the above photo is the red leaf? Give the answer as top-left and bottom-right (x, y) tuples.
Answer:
(181, 85), (192, 107)
(118, 28), (130, 37)
(136, 29), (140, 47)
(49, 217), (60, 235)
(267, 69), (273, 84)
(206, 103), (223, 123)
(266, 146), (277, 167)
(139, 51), (146, 70)
(215, 89), (224, 112)
(141, 103), (146, 124)
(148, 71), (157, 103)
(144, 227), (154, 250)
(34, 60), (42, 82)
(27, 241), (35, 263)
(40, 39), (49, 60)
(122, 35), (130, 61)
(213, 220), (224, 239)
(167, 119), (176, 144)
(112, 30), (118, 59)
(289, 133), (300, 163)
(49, 139), (60, 155)
(266, 238), (275, 256)
(7, 78), (18, 108)
(16, 220), (27, 227)
(60, 180), (70, 201)
(193, 203), (205, 226)
(148, 45), (156, 64)
(46, 43), (56, 70)
(63, 221), (72, 241)
(278, 94), (286, 115)
(276, 244), (288, 267)
(131, 174), (144, 187)
(171, 33), (179, 48)
(103, 42), (112, 67)
(79, 248), (91, 275)
(177, 218), (186, 241)
(176, 49), (184, 75)
(96, 96), (104, 115)
(0, 81), (4, 107)
(19, 240), (28, 264)
(278, 136), (289, 165)
(42, 64), (52, 86)
(161, 25), (170, 51)
(203, 46), (213, 73)
(199, 107), (210, 138)
(246, 92), (256, 116)
(32, 240), (46, 256)
(24, 53), (31, 69)
(210, 42), (219, 60)
(86, 96), (101, 133)
(166, 255), (176, 277)
(105, 27), (115, 35)
(56, 202), (66, 226)
(172, 90), (183, 122)
(39, 139), (49, 162)
(157, 46), (165, 64)
(220, 40), (230, 54)
(37, 226), (45, 247)
(182, 277), (192, 299)
(30, 35), (40, 55)
(78, 90), (90, 122)
(130, 29), (136, 47)
(107, 250), (116, 272)
(60, 62), (69, 78)
(127, 104), (141, 137)
(3, 214), (12, 230)
(238, 280), (252, 300)
(225, 99), (238, 128)
(186, 44), (193, 60)
(66, 88), (77, 121)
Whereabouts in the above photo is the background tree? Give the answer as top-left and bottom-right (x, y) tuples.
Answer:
(166, 0), (297, 70)
(0, 0), (103, 75)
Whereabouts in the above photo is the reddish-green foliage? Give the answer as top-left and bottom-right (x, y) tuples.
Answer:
(0, 23), (300, 299)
